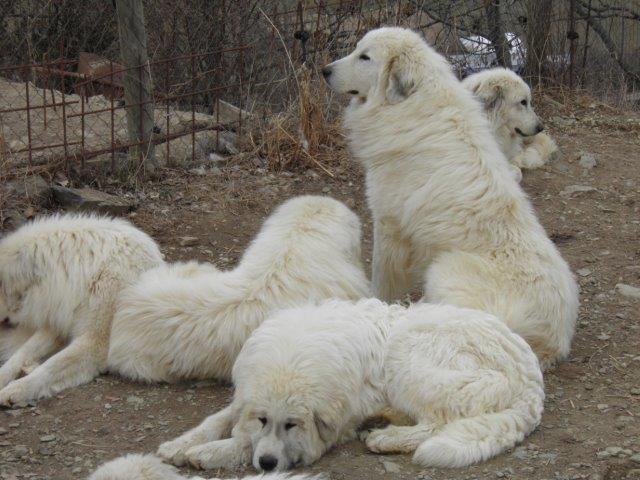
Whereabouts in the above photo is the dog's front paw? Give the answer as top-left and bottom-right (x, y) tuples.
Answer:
(365, 428), (396, 453)
(157, 438), (192, 466)
(185, 443), (222, 470)
(0, 379), (35, 408)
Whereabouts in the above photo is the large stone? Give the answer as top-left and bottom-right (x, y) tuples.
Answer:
(52, 186), (136, 215)
(3, 175), (50, 201)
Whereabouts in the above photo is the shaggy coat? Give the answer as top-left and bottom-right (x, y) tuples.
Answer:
(0, 215), (162, 406)
(107, 195), (370, 383)
(324, 27), (578, 368)
(89, 453), (320, 480)
(158, 299), (543, 471)
(463, 67), (559, 180)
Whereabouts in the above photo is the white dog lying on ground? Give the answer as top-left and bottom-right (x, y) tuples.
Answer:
(462, 67), (559, 181)
(89, 453), (320, 480)
(0, 215), (163, 406)
(158, 299), (543, 471)
(322, 27), (578, 369)
(107, 195), (370, 383)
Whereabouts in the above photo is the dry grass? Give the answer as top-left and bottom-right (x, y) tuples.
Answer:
(250, 67), (347, 177)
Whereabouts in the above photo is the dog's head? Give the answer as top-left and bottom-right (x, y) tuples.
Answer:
(322, 27), (428, 105)
(236, 395), (334, 472)
(463, 68), (543, 137)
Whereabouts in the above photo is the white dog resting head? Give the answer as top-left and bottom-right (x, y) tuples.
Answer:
(234, 393), (331, 472)
(322, 27), (452, 105)
(462, 67), (543, 137)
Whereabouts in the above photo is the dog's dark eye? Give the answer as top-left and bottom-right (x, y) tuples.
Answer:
(520, 99), (528, 106)
(285, 422), (297, 430)
(259, 417), (267, 426)
(359, 54), (370, 61)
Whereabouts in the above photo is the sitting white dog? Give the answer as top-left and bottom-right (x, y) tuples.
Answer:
(322, 27), (578, 369)
(89, 453), (320, 480)
(0, 215), (163, 406)
(107, 196), (370, 383)
(462, 67), (559, 181)
(158, 299), (543, 471)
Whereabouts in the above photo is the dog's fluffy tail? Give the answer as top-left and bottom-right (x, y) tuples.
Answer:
(413, 395), (543, 468)
(0, 327), (33, 363)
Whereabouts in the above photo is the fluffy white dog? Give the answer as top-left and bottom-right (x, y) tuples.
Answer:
(0, 215), (163, 406)
(158, 299), (543, 471)
(107, 196), (370, 383)
(322, 27), (578, 369)
(89, 453), (320, 480)
(462, 67), (559, 181)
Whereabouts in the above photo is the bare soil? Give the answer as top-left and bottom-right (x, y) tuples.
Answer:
(1, 112), (639, 480)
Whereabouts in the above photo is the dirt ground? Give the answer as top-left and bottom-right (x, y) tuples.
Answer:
(1, 107), (639, 480)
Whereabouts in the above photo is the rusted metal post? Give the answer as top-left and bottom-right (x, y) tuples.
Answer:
(115, 0), (157, 174)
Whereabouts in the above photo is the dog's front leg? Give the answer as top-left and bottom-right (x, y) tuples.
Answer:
(158, 405), (235, 466)
(185, 436), (252, 470)
(372, 219), (416, 302)
(0, 331), (105, 407)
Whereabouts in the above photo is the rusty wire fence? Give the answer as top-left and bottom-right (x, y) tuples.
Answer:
(1, 0), (639, 182)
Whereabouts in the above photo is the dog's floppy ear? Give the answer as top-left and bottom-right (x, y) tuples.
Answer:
(313, 412), (337, 444)
(384, 54), (419, 104)
(472, 81), (503, 111)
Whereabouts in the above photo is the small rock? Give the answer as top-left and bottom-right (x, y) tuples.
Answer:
(578, 153), (597, 169)
(189, 166), (208, 176)
(381, 460), (400, 473)
(605, 446), (623, 456)
(630, 453), (640, 464)
(39, 434), (56, 442)
(577, 268), (592, 277)
(97, 426), (110, 435)
(597, 403), (609, 411)
(596, 333), (610, 341)
(13, 445), (28, 457)
(616, 283), (640, 300)
(52, 186), (136, 215)
(632, 388), (640, 395)
(550, 116), (577, 128)
(0, 428), (7, 435)
(596, 450), (611, 459)
(3, 175), (50, 202)
(560, 185), (596, 196)
(179, 236), (199, 247)
(126, 395), (144, 406)
(555, 162), (570, 173)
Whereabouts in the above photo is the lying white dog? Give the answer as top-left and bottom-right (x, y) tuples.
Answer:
(322, 27), (578, 369)
(158, 299), (543, 471)
(462, 67), (559, 180)
(107, 196), (370, 383)
(0, 214), (163, 406)
(89, 453), (320, 480)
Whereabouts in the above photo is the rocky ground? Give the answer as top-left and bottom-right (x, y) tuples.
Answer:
(0, 105), (639, 480)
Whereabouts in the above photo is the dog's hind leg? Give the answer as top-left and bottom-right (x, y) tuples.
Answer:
(158, 405), (235, 466)
(185, 437), (251, 470)
(372, 219), (418, 302)
(365, 423), (438, 454)
(0, 331), (107, 406)
(0, 328), (61, 390)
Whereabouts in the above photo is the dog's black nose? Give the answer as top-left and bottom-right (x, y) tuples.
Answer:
(321, 66), (332, 78)
(259, 455), (278, 471)
(536, 123), (544, 133)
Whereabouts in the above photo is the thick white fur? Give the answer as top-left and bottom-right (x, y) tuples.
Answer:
(324, 27), (578, 368)
(88, 453), (320, 480)
(462, 68), (559, 179)
(107, 196), (370, 383)
(0, 214), (163, 406)
(158, 299), (543, 471)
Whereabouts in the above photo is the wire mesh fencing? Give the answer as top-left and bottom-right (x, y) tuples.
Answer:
(0, 0), (639, 180)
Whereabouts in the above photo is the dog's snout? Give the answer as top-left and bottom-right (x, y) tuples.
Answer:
(536, 123), (544, 133)
(321, 66), (332, 79)
(259, 455), (278, 471)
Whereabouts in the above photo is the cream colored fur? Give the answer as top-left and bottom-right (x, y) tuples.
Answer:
(323, 27), (578, 369)
(89, 453), (320, 480)
(158, 299), (543, 471)
(107, 196), (370, 383)
(0, 214), (163, 406)
(462, 68), (559, 180)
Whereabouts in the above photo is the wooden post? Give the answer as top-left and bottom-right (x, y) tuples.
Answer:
(115, 0), (157, 174)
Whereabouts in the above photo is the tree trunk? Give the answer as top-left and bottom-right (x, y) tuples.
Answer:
(115, 0), (157, 175)
(485, 0), (512, 69)
(523, 0), (553, 83)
